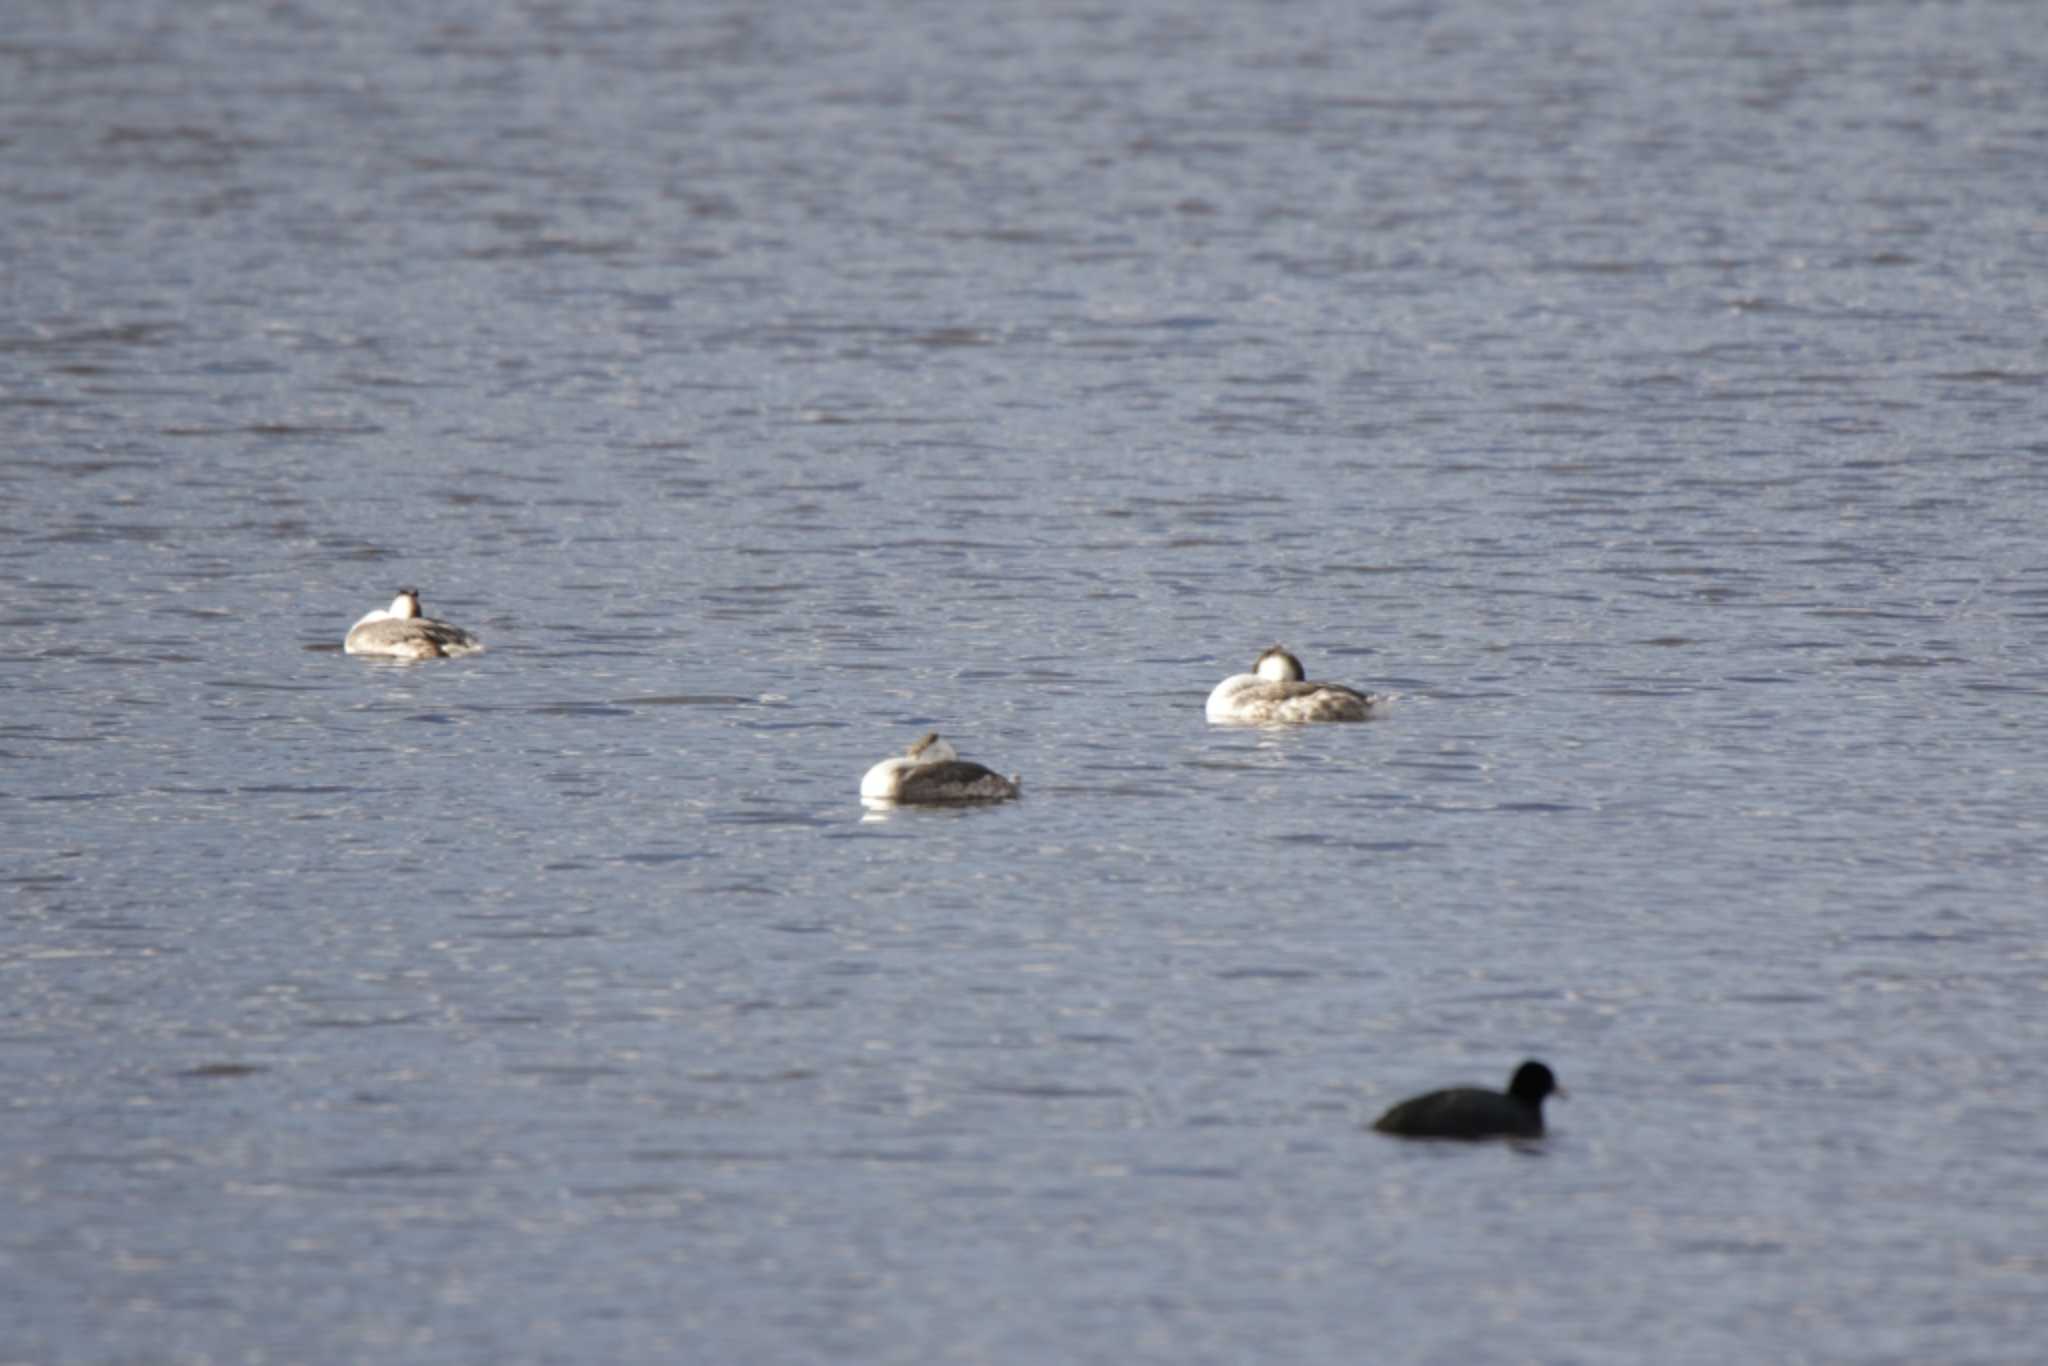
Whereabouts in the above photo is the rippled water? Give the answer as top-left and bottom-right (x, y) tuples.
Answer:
(7, 1), (2048, 1362)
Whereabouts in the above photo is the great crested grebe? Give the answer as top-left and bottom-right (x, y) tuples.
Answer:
(1204, 646), (1373, 723)
(860, 732), (1020, 804)
(344, 587), (483, 660)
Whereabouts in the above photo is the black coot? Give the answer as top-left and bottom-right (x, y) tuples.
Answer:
(1371, 1060), (1562, 1140)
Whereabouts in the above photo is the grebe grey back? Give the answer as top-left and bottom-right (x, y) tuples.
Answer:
(1205, 646), (1374, 723)
(344, 587), (484, 660)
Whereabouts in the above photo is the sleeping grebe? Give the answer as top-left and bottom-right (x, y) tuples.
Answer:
(860, 732), (1020, 804)
(344, 587), (484, 660)
(1205, 646), (1373, 723)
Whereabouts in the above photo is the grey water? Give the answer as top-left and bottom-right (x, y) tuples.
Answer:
(5, 1), (2048, 1361)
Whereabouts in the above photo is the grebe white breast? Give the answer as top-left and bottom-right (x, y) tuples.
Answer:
(1205, 646), (1374, 724)
(344, 587), (484, 660)
(860, 732), (1020, 804)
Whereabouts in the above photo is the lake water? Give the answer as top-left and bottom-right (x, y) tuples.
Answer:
(6, 1), (2048, 1361)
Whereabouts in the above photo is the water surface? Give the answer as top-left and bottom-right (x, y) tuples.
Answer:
(5, 2), (2048, 1362)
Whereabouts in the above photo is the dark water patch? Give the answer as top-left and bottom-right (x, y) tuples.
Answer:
(208, 679), (325, 693)
(1050, 782), (1179, 799)
(1806, 606), (1941, 621)
(1326, 562), (1434, 577)
(709, 808), (837, 830)
(784, 410), (962, 429)
(1929, 370), (2045, 386)
(1265, 832), (1350, 850)
(871, 536), (1028, 554)
(687, 1069), (818, 1085)
(336, 369), (443, 391)
(704, 584), (812, 605)
(823, 1146), (961, 1165)
(1383, 758), (1485, 775)
(316, 1160), (482, 1182)
(505, 1064), (628, 1083)
(518, 646), (667, 662)
(628, 1149), (797, 1166)
(0, 321), (181, 353)
(1674, 1238), (1789, 1257)
(1847, 654), (1962, 668)
(63, 915), (162, 934)
(972, 1081), (1132, 1100)
(0, 394), (86, 410)
(160, 423), (380, 439)
(1449, 988), (1564, 1005)
(50, 1149), (195, 1172)
(909, 327), (996, 348)
(179, 1062), (268, 1079)
(1586, 682), (1708, 697)
(461, 235), (636, 262)
(689, 880), (775, 898)
(470, 925), (603, 941)
(1852, 929), (1986, 947)
(565, 1182), (695, 1204)
(40, 522), (176, 545)
(1959, 681), (2046, 695)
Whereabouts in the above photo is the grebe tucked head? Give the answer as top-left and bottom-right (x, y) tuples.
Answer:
(907, 732), (959, 763)
(1254, 646), (1305, 682)
(388, 588), (423, 619)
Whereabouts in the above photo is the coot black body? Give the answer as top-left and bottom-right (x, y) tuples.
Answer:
(1371, 1060), (1561, 1140)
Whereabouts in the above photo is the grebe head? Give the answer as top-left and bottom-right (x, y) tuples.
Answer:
(1254, 646), (1304, 682)
(389, 588), (423, 619)
(907, 732), (959, 763)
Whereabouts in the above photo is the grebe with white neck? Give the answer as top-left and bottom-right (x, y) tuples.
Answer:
(344, 587), (484, 660)
(1205, 646), (1374, 724)
(861, 732), (1021, 805)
